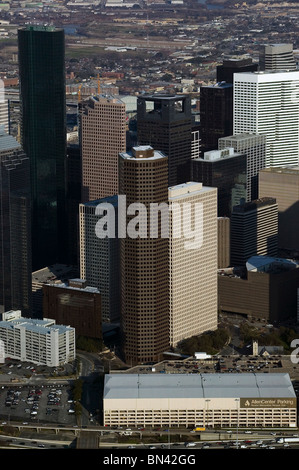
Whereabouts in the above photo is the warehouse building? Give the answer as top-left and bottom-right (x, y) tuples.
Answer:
(103, 373), (297, 428)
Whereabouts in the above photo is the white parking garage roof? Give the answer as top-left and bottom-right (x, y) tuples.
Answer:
(103, 373), (295, 400)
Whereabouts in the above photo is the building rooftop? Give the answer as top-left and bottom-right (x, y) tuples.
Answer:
(120, 145), (167, 161)
(168, 181), (216, 200)
(233, 197), (277, 213)
(82, 195), (118, 208)
(260, 166), (299, 175)
(138, 92), (188, 101)
(203, 81), (233, 89)
(0, 311), (73, 335)
(246, 255), (299, 273)
(0, 127), (21, 152)
(32, 264), (77, 284)
(46, 280), (100, 294)
(104, 373), (295, 400)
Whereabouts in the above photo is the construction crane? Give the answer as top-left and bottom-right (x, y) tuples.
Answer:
(97, 73), (101, 95)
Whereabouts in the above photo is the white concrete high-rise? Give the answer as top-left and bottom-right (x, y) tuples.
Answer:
(0, 100), (9, 134)
(168, 181), (218, 347)
(233, 71), (299, 167)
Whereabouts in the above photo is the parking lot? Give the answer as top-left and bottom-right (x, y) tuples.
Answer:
(0, 383), (77, 426)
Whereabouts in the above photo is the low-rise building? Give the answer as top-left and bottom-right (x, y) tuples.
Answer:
(218, 255), (299, 323)
(43, 279), (102, 340)
(103, 372), (297, 428)
(0, 310), (75, 367)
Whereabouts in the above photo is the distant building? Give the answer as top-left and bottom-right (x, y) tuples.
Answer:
(230, 197), (278, 266)
(218, 255), (299, 323)
(259, 43), (296, 71)
(0, 310), (75, 366)
(43, 279), (102, 340)
(259, 167), (299, 253)
(168, 182), (218, 347)
(192, 147), (247, 217)
(137, 93), (192, 186)
(0, 100), (9, 134)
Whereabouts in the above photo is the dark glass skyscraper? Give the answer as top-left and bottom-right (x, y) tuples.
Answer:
(18, 25), (67, 271)
(0, 129), (32, 316)
(192, 147), (247, 217)
(137, 93), (192, 186)
(199, 82), (233, 155)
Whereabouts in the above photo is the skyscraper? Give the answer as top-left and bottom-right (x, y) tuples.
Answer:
(119, 146), (169, 365)
(218, 133), (267, 202)
(66, 142), (81, 266)
(79, 94), (126, 203)
(233, 71), (299, 168)
(0, 129), (32, 315)
(137, 93), (192, 186)
(192, 147), (247, 217)
(259, 167), (299, 253)
(230, 197), (278, 266)
(216, 57), (258, 84)
(168, 182), (218, 347)
(259, 44), (296, 72)
(0, 100), (9, 134)
(199, 82), (233, 154)
(79, 196), (120, 324)
(18, 25), (67, 271)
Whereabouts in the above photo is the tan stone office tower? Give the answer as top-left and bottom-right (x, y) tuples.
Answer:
(119, 146), (169, 366)
(79, 94), (126, 202)
(230, 197), (278, 266)
(168, 182), (218, 347)
(259, 167), (299, 253)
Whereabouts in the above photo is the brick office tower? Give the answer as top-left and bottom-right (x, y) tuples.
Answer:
(79, 94), (126, 202)
(43, 279), (102, 340)
(137, 93), (192, 187)
(119, 146), (169, 366)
